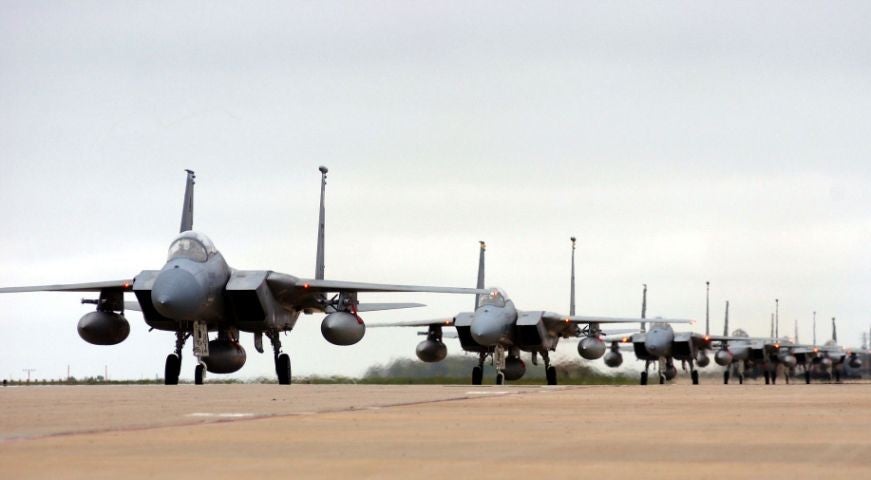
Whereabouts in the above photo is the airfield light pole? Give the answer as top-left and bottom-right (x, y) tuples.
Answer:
(813, 311), (817, 345)
(705, 281), (710, 336)
(570, 237), (576, 316)
(640, 284), (647, 332)
(23, 368), (35, 383)
(315, 166), (328, 280)
(775, 298), (779, 338)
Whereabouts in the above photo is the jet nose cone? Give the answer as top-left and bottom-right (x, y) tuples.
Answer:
(152, 267), (207, 320)
(470, 313), (503, 346)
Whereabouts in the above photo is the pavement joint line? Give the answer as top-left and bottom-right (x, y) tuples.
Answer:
(0, 385), (574, 445)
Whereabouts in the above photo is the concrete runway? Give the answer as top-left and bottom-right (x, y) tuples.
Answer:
(1, 383), (869, 479)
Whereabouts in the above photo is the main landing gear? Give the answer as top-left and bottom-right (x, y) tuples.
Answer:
(472, 358), (484, 386)
(725, 364), (745, 384)
(164, 330), (189, 385)
(543, 351), (557, 386)
(267, 330), (291, 385)
(641, 360), (658, 385)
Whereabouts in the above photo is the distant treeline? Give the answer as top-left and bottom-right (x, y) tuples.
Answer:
(3, 356), (637, 385)
(359, 356), (637, 385)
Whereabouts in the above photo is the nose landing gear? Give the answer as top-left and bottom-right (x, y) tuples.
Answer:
(164, 330), (189, 385)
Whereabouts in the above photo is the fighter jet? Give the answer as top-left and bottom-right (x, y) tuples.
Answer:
(603, 282), (741, 385)
(711, 302), (790, 384)
(806, 317), (861, 382)
(370, 238), (692, 385)
(0, 168), (487, 385)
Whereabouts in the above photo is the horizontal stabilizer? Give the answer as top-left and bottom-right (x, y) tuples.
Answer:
(355, 302), (425, 312)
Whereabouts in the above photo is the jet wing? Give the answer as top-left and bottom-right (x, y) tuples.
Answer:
(0, 279), (134, 293)
(603, 333), (640, 343)
(267, 272), (487, 295)
(355, 303), (425, 312)
(368, 318), (455, 328)
(542, 312), (694, 325)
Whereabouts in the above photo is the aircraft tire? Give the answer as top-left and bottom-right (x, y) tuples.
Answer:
(276, 353), (291, 385)
(495, 372), (505, 385)
(471, 366), (483, 385)
(691, 370), (699, 385)
(194, 363), (205, 385)
(723, 370), (730, 385)
(804, 371), (811, 384)
(545, 366), (557, 386)
(164, 354), (180, 385)
(764, 371), (770, 385)
(659, 373), (666, 385)
(640, 372), (648, 385)
(834, 370), (841, 383)
(738, 374), (744, 385)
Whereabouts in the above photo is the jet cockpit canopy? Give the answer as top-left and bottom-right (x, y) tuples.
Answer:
(167, 231), (217, 263)
(478, 287), (508, 308)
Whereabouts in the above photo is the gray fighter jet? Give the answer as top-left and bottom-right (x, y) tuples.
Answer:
(0, 168), (486, 385)
(806, 317), (861, 382)
(371, 238), (692, 385)
(711, 302), (787, 384)
(602, 283), (735, 385)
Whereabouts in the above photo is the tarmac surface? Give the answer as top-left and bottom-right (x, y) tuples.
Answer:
(1, 383), (870, 479)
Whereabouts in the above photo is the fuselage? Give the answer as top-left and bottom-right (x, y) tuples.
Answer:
(468, 288), (518, 347)
(151, 231), (231, 324)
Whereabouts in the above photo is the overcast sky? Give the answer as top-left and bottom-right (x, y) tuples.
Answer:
(2, 2), (870, 381)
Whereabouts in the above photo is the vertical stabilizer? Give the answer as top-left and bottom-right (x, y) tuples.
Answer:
(640, 284), (647, 333)
(474, 241), (486, 309)
(569, 237), (576, 316)
(723, 301), (729, 336)
(315, 166), (328, 280)
(705, 281), (710, 336)
(832, 317), (837, 343)
(179, 170), (195, 233)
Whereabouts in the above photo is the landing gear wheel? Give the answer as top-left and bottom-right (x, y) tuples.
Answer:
(495, 372), (505, 385)
(723, 370), (730, 384)
(764, 371), (770, 385)
(659, 373), (666, 385)
(164, 354), (181, 385)
(471, 366), (483, 385)
(545, 366), (557, 386)
(738, 374), (744, 385)
(275, 353), (291, 385)
(194, 363), (206, 385)
(640, 372), (648, 385)
(834, 370), (841, 383)
(691, 370), (700, 385)
(804, 371), (811, 384)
